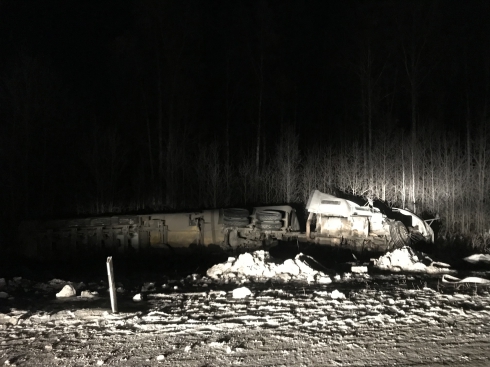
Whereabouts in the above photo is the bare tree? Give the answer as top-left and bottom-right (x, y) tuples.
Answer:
(274, 126), (301, 203)
(135, 0), (200, 209)
(238, 155), (256, 205)
(79, 124), (127, 214)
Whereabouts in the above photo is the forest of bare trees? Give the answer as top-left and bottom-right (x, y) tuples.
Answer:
(1, 0), (490, 249)
(67, 123), (490, 239)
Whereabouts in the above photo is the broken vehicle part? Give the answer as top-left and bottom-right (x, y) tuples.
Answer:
(304, 190), (433, 252)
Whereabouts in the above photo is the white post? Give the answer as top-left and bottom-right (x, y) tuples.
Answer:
(106, 257), (118, 313)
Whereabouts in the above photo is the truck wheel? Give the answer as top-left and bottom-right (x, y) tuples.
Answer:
(409, 230), (425, 244)
(223, 208), (249, 220)
(224, 218), (249, 227)
(390, 221), (411, 249)
(256, 221), (283, 230)
(256, 210), (282, 222)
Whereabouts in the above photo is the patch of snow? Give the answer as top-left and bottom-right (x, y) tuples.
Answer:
(56, 284), (76, 298)
(351, 266), (368, 273)
(330, 290), (346, 300)
(316, 274), (332, 284)
(133, 293), (143, 302)
(373, 246), (451, 273)
(0, 291), (8, 299)
(464, 254), (490, 264)
(80, 290), (95, 298)
(232, 286), (252, 299)
(206, 250), (333, 284)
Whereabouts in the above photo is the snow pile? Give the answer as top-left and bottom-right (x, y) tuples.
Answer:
(373, 246), (451, 273)
(330, 289), (346, 299)
(206, 250), (332, 284)
(232, 286), (252, 298)
(464, 254), (490, 264)
(80, 290), (96, 298)
(56, 284), (76, 298)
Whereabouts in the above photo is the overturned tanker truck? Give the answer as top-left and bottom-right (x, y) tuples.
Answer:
(18, 190), (434, 260)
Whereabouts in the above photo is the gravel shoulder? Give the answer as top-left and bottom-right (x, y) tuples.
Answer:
(2, 249), (490, 366)
(2, 275), (490, 366)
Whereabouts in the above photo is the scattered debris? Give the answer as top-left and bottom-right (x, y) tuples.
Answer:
(464, 254), (490, 264)
(442, 274), (490, 284)
(1, 248), (490, 366)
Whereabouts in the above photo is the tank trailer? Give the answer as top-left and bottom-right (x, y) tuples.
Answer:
(18, 190), (434, 260)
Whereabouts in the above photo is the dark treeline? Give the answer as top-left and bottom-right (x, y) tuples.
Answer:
(1, 0), (490, 244)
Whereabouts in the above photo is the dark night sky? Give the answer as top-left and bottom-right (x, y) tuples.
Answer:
(1, 0), (490, 221)
(2, 1), (489, 132)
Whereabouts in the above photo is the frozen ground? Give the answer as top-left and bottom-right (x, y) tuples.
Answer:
(2, 248), (490, 366)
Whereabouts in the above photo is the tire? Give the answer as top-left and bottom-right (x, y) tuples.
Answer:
(409, 230), (426, 244)
(223, 208), (249, 220)
(223, 218), (249, 227)
(256, 210), (282, 222)
(256, 221), (283, 230)
(389, 221), (411, 249)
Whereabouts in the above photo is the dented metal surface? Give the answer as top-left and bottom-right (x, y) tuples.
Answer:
(18, 190), (434, 259)
(305, 190), (433, 252)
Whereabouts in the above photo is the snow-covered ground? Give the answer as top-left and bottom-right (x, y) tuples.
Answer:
(2, 248), (490, 366)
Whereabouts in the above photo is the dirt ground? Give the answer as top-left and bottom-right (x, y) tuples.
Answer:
(2, 250), (490, 366)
